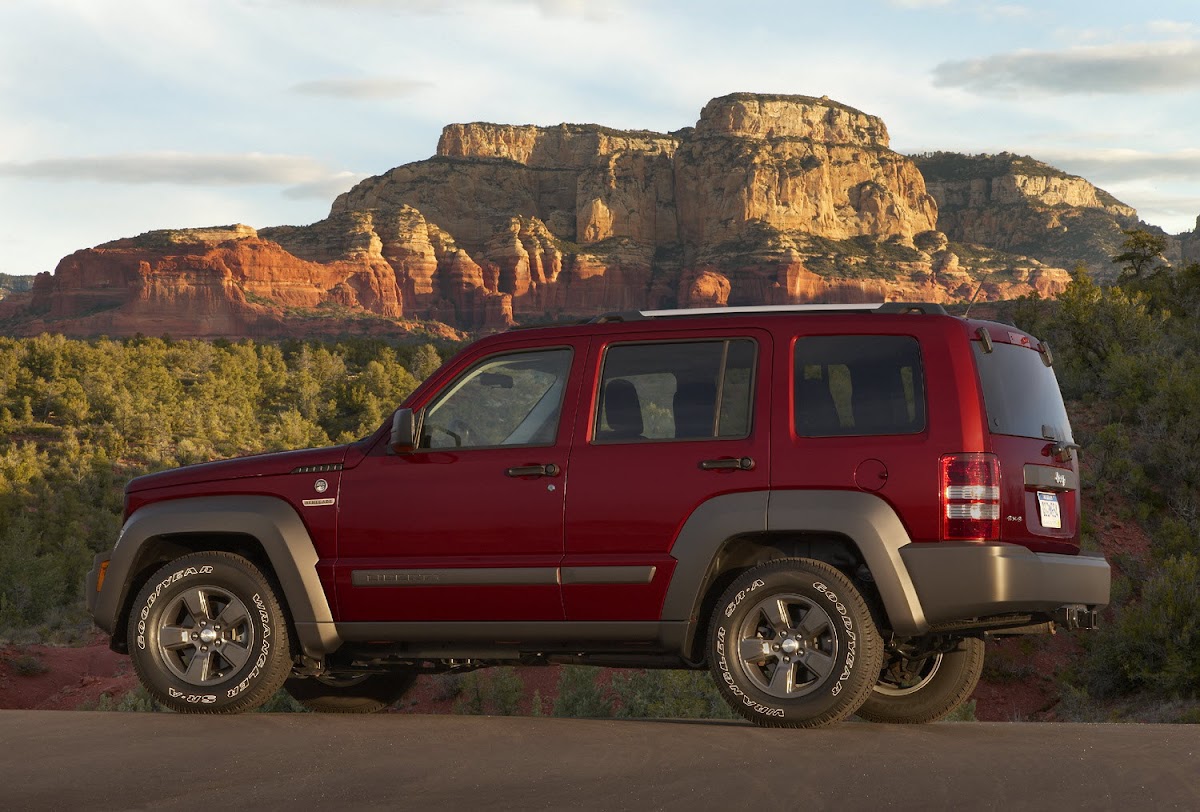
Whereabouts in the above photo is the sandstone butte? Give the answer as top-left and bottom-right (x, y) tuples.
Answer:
(3, 92), (1159, 340)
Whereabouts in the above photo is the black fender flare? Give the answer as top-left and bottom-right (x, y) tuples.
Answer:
(661, 490), (928, 656)
(93, 495), (341, 659)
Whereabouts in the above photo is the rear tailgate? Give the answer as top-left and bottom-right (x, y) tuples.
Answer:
(971, 326), (1080, 553)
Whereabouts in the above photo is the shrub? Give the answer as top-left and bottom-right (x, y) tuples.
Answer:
(452, 667), (523, 716)
(609, 669), (735, 720)
(7, 653), (49, 676)
(551, 666), (613, 718)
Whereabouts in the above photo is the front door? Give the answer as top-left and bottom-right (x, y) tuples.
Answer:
(335, 341), (586, 621)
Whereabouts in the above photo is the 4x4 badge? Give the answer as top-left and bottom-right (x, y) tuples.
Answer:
(314, 479), (329, 493)
(1055, 471), (1066, 488)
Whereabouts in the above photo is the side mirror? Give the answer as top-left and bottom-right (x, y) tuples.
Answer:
(388, 408), (417, 454)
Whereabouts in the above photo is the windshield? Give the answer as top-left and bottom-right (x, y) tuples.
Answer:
(972, 341), (1073, 442)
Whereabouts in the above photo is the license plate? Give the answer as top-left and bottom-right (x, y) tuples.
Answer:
(1037, 491), (1061, 529)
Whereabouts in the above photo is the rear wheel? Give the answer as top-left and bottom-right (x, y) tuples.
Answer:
(284, 671), (418, 713)
(856, 636), (985, 724)
(707, 558), (883, 728)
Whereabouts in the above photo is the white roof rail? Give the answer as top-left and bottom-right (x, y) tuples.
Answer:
(639, 304), (886, 317)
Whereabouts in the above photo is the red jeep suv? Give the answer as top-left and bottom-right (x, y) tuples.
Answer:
(88, 303), (1110, 727)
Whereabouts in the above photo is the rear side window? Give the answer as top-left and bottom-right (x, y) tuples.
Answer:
(972, 341), (1073, 442)
(595, 339), (756, 443)
(794, 336), (925, 437)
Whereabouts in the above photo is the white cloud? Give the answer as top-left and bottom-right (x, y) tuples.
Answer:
(933, 41), (1200, 96)
(290, 77), (433, 99)
(277, 0), (618, 20)
(1146, 20), (1200, 37)
(283, 171), (368, 199)
(0, 152), (354, 187)
(887, 0), (953, 7)
(1036, 148), (1200, 182)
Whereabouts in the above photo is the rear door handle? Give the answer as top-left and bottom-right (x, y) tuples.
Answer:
(505, 463), (561, 478)
(699, 457), (755, 471)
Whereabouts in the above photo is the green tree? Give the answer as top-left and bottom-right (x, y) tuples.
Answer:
(1112, 229), (1167, 279)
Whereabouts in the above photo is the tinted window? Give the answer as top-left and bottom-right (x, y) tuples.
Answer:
(972, 341), (1073, 442)
(794, 336), (925, 436)
(421, 348), (572, 449)
(595, 339), (756, 443)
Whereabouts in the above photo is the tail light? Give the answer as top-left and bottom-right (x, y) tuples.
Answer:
(941, 453), (1001, 541)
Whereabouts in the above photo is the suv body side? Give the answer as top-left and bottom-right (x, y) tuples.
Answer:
(90, 309), (1108, 668)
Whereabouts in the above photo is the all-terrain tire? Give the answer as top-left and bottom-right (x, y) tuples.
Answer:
(284, 672), (418, 714)
(708, 557), (883, 728)
(857, 636), (985, 724)
(127, 551), (293, 714)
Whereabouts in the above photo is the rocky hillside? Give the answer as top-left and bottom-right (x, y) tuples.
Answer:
(912, 152), (1173, 279)
(0, 272), (35, 301)
(1, 94), (1076, 338)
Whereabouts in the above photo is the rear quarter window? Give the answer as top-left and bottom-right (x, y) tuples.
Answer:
(793, 335), (925, 437)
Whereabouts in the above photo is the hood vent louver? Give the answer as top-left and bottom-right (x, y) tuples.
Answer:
(291, 463), (344, 474)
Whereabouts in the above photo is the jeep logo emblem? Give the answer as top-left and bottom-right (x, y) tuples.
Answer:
(314, 478), (328, 493)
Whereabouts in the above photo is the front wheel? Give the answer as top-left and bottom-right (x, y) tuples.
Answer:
(127, 551), (293, 714)
(284, 671), (418, 713)
(856, 636), (985, 724)
(708, 558), (883, 728)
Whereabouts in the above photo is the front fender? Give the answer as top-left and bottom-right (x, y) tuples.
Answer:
(91, 495), (341, 658)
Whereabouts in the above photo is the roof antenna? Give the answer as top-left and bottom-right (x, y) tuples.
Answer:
(963, 281), (984, 317)
(963, 264), (998, 318)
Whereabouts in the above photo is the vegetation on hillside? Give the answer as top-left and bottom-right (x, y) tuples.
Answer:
(1011, 230), (1200, 715)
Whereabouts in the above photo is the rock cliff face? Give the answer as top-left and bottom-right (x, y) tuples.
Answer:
(2, 95), (1077, 339)
(912, 152), (1152, 279)
(1182, 217), (1200, 266)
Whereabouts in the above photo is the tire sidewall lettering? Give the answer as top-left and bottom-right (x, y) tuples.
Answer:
(226, 593), (273, 699)
(136, 565), (214, 651)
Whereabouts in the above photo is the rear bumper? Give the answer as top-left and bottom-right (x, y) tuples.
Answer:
(900, 542), (1110, 627)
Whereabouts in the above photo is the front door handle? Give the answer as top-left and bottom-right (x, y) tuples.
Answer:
(505, 463), (561, 478)
(699, 457), (755, 471)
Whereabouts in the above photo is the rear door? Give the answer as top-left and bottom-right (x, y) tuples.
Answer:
(562, 329), (772, 620)
(971, 328), (1080, 554)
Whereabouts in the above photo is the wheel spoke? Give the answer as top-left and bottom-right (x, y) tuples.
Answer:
(768, 659), (794, 695)
(214, 601), (249, 630)
(800, 649), (835, 681)
(184, 649), (211, 684)
(738, 638), (772, 663)
(181, 589), (211, 623)
(759, 598), (792, 632)
(160, 625), (194, 651)
(797, 607), (831, 639)
(219, 642), (251, 670)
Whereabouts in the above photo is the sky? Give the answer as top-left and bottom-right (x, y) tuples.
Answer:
(1, 0), (1199, 276)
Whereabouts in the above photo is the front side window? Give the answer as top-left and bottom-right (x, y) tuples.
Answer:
(793, 336), (925, 437)
(594, 339), (756, 443)
(421, 348), (572, 449)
